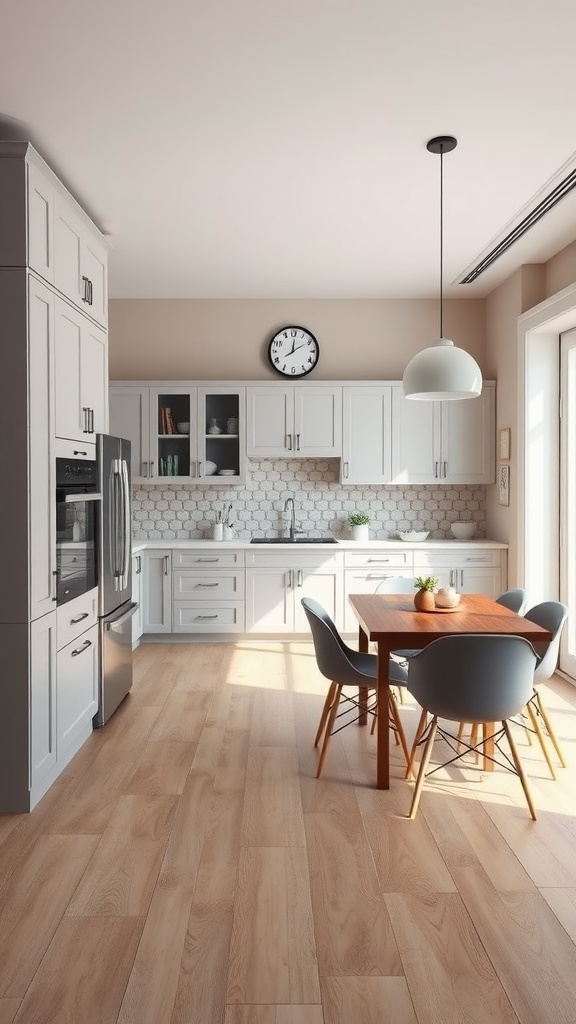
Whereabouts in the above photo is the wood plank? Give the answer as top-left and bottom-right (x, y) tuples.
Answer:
(0, 1000), (20, 1024)
(148, 689), (208, 743)
(539, 887), (576, 944)
(124, 739), (196, 795)
(242, 747), (306, 847)
(225, 1008), (324, 1024)
(321, 976), (417, 1024)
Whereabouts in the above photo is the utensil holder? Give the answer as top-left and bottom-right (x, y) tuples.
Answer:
(223, 525), (234, 540)
(212, 523), (223, 540)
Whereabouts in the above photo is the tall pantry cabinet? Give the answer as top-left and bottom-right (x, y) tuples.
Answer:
(0, 142), (109, 812)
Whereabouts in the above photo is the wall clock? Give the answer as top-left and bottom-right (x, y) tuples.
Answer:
(267, 325), (319, 378)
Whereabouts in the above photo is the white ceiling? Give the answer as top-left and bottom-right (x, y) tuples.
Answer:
(2, 0), (576, 300)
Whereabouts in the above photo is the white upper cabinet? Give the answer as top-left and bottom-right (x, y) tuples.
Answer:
(341, 386), (392, 484)
(246, 384), (342, 458)
(54, 298), (108, 443)
(27, 160), (56, 285)
(390, 383), (495, 485)
(53, 197), (108, 327)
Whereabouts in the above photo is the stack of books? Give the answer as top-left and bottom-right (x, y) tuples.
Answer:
(160, 408), (178, 434)
(159, 455), (179, 476)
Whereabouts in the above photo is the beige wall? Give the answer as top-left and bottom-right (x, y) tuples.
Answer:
(108, 298), (485, 381)
(545, 240), (576, 298)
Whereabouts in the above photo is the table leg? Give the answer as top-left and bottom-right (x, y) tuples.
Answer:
(357, 625), (369, 725)
(376, 641), (393, 790)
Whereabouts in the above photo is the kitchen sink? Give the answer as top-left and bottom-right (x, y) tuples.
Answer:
(250, 537), (338, 544)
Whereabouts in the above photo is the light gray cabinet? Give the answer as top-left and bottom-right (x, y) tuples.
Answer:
(246, 384), (342, 458)
(143, 549), (172, 632)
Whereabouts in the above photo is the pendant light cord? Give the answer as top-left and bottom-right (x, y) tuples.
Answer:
(439, 144), (444, 339)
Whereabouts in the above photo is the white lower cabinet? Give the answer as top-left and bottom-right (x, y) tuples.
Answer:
(246, 551), (344, 632)
(132, 552), (144, 643)
(56, 622), (99, 758)
(413, 547), (506, 598)
(143, 549), (172, 632)
(30, 611), (58, 791)
(343, 549), (413, 632)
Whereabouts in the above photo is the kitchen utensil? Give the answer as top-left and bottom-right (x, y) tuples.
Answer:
(398, 530), (430, 542)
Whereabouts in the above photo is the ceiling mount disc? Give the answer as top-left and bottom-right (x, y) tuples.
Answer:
(427, 136), (457, 155)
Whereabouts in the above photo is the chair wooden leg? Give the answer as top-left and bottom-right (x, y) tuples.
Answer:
(314, 682), (337, 748)
(370, 703), (378, 735)
(406, 708), (428, 780)
(388, 693), (410, 766)
(533, 690), (566, 767)
(316, 686), (343, 778)
(525, 701), (556, 780)
(408, 717), (438, 819)
(503, 720), (537, 821)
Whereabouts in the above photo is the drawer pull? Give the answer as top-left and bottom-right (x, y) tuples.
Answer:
(465, 557), (489, 562)
(196, 558), (219, 562)
(367, 558), (391, 563)
(70, 612), (89, 624)
(71, 639), (92, 657)
(196, 614), (218, 620)
(196, 582), (219, 587)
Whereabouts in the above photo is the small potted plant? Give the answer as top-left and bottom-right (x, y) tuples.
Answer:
(348, 512), (372, 541)
(413, 575), (439, 611)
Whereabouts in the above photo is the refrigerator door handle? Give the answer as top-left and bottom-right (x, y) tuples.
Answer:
(112, 459), (123, 589)
(120, 458), (131, 589)
(106, 601), (138, 631)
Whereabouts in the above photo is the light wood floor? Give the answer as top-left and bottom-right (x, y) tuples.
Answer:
(1, 641), (576, 1024)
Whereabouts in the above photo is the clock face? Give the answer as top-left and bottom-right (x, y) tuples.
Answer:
(268, 325), (319, 378)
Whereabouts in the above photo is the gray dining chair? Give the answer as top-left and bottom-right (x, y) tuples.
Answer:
(521, 601), (569, 776)
(495, 588), (529, 614)
(301, 597), (410, 778)
(405, 633), (538, 819)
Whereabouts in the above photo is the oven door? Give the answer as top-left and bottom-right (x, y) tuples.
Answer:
(56, 492), (100, 605)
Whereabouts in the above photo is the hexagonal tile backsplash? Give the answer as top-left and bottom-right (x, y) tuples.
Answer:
(132, 459), (486, 541)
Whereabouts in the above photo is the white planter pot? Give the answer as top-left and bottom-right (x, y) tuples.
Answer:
(351, 524), (370, 541)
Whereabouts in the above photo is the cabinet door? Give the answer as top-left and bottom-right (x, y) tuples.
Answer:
(28, 277), (57, 618)
(81, 319), (108, 435)
(57, 622), (98, 757)
(30, 611), (57, 789)
(143, 550), (172, 632)
(459, 566), (502, 597)
(82, 235), (108, 327)
(150, 387), (195, 482)
(342, 387), (391, 483)
(54, 197), (84, 309)
(54, 299), (107, 441)
(390, 387), (440, 483)
(132, 552), (144, 642)
(246, 387), (294, 457)
(343, 567), (413, 632)
(294, 386), (342, 457)
(441, 385), (495, 484)
(246, 569), (293, 631)
(27, 161), (55, 284)
(198, 386), (245, 482)
(293, 565), (343, 631)
(109, 386), (151, 482)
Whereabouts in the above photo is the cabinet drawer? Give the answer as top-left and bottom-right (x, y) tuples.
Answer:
(172, 601), (245, 633)
(344, 550), (411, 569)
(246, 550), (343, 570)
(173, 570), (244, 600)
(173, 549), (244, 568)
(57, 587), (98, 651)
(416, 547), (502, 569)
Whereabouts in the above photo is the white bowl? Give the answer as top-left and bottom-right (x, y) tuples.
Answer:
(434, 587), (461, 608)
(451, 522), (476, 540)
(176, 422), (190, 434)
(398, 530), (429, 543)
(218, 469), (236, 476)
(203, 461), (217, 475)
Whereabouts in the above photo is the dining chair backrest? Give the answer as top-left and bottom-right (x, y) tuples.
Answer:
(496, 588), (529, 614)
(407, 634), (537, 723)
(523, 601), (569, 680)
(374, 576), (415, 595)
(301, 597), (375, 687)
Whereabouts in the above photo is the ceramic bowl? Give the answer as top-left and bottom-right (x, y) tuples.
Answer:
(434, 588), (461, 608)
(176, 422), (190, 434)
(398, 530), (430, 543)
(218, 469), (236, 476)
(451, 522), (476, 540)
(203, 461), (217, 475)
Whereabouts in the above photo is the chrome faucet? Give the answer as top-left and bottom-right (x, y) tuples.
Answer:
(284, 496), (299, 541)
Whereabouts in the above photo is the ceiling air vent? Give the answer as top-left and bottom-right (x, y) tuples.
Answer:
(458, 153), (576, 285)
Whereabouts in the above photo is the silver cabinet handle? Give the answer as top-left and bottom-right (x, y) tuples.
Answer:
(286, 434), (292, 451)
(464, 557), (489, 562)
(460, 569), (464, 588)
(142, 461), (148, 477)
(297, 568), (303, 587)
(52, 569), (58, 601)
(435, 461), (439, 478)
(70, 612), (89, 624)
(196, 582), (219, 587)
(197, 557), (219, 562)
(71, 639), (92, 657)
(150, 461), (155, 478)
(82, 407), (90, 432)
(82, 276), (90, 303)
(449, 569), (454, 587)
(443, 461), (447, 478)
(343, 462), (349, 479)
(136, 555), (142, 573)
(367, 558), (391, 563)
(196, 614), (218, 620)
(296, 434), (301, 451)
(286, 570), (293, 588)
(164, 555), (169, 576)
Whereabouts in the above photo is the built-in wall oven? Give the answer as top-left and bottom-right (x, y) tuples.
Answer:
(55, 457), (101, 605)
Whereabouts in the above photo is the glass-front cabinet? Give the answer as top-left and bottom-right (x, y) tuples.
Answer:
(109, 383), (245, 485)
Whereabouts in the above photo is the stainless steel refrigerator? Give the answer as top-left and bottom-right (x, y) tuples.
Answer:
(95, 434), (137, 727)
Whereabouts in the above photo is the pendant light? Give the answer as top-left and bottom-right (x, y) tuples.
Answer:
(403, 136), (482, 401)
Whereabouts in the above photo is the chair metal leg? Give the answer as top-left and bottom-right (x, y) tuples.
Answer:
(388, 692), (410, 766)
(405, 708), (428, 779)
(408, 717), (438, 819)
(316, 685), (343, 778)
(314, 682), (337, 748)
(525, 701), (556, 779)
(533, 690), (566, 767)
(503, 720), (537, 820)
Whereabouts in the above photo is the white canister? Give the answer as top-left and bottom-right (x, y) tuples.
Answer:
(212, 523), (224, 540)
(352, 524), (369, 541)
(223, 525), (234, 540)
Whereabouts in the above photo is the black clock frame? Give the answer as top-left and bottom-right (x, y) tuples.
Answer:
(267, 325), (319, 379)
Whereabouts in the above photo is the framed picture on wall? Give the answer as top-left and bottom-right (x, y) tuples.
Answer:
(499, 427), (511, 461)
(498, 463), (510, 506)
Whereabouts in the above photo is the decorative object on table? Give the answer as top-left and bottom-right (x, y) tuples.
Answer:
(176, 421), (189, 434)
(208, 418), (222, 434)
(498, 463), (510, 506)
(226, 416), (239, 434)
(202, 461), (218, 475)
(413, 575), (438, 611)
(499, 427), (511, 461)
(348, 512), (371, 542)
(434, 586), (461, 609)
(398, 530), (430, 542)
(267, 325), (320, 378)
(450, 522), (476, 539)
(402, 136), (482, 402)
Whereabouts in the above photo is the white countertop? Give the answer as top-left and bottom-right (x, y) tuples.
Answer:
(132, 537), (508, 553)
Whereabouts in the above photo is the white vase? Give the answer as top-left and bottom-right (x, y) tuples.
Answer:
(352, 524), (369, 541)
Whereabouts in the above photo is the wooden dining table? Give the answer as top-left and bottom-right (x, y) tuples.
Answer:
(348, 592), (553, 789)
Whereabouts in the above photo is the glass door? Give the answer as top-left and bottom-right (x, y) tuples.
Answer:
(197, 387), (245, 483)
(560, 329), (576, 678)
(151, 388), (194, 481)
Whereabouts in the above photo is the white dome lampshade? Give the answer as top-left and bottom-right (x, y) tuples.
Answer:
(403, 338), (482, 401)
